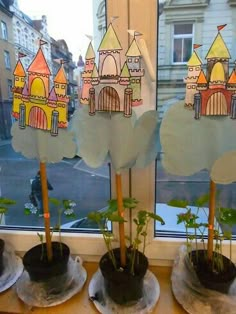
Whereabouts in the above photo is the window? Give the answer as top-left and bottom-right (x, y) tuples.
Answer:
(4, 51), (11, 69)
(1, 0), (182, 264)
(173, 24), (193, 63)
(7, 79), (13, 99)
(1, 21), (8, 40)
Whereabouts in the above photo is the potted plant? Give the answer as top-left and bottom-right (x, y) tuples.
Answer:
(0, 197), (16, 276)
(169, 194), (236, 293)
(88, 196), (165, 304)
(23, 197), (77, 282)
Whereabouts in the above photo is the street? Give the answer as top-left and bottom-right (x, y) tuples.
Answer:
(1, 142), (236, 233)
(0, 143), (110, 228)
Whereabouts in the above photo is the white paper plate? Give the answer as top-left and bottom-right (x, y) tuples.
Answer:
(16, 256), (87, 307)
(88, 269), (160, 314)
(0, 247), (23, 293)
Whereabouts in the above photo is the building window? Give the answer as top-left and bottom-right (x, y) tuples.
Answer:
(173, 24), (193, 63)
(7, 79), (13, 99)
(1, 21), (8, 40)
(4, 51), (11, 69)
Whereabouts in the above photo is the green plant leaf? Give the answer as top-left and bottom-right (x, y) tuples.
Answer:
(148, 212), (165, 225)
(49, 197), (61, 207)
(193, 193), (209, 207)
(168, 199), (189, 208)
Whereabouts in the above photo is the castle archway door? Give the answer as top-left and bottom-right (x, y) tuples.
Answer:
(98, 87), (120, 112)
(29, 107), (47, 130)
(206, 92), (227, 115)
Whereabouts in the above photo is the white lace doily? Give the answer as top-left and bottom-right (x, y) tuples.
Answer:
(88, 269), (160, 314)
(16, 256), (87, 307)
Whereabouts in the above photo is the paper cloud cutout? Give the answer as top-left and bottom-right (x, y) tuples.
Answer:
(71, 106), (158, 172)
(160, 101), (236, 176)
(211, 151), (236, 184)
(11, 122), (76, 163)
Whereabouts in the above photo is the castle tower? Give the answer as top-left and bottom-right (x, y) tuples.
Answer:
(227, 70), (236, 92)
(81, 42), (95, 104)
(54, 65), (67, 97)
(126, 38), (144, 106)
(205, 25), (230, 85)
(98, 23), (122, 83)
(184, 49), (202, 109)
(27, 47), (51, 104)
(12, 59), (26, 118)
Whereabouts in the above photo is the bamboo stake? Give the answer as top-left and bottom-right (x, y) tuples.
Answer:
(116, 173), (126, 267)
(40, 162), (52, 262)
(207, 180), (216, 261)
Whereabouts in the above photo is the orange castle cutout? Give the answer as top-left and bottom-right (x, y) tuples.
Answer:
(12, 44), (69, 136)
(184, 25), (236, 119)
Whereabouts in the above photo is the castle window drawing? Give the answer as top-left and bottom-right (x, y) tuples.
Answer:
(184, 25), (236, 120)
(12, 41), (69, 136)
(80, 21), (145, 117)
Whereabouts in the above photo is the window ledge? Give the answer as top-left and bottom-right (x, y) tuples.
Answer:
(0, 262), (187, 313)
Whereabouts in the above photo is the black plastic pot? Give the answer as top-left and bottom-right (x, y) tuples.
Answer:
(0, 239), (5, 276)
(23, 241), (70, 282)
(190, 250), (236, 293)
(99, 247), (148, 305)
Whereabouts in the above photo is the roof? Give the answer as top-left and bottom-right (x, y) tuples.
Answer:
(228, 70), (236, 84)
(54, 65), (67, 84)
(187, 51), (202, 66)
(126, 39), (141, 57)
(197, 70), (207, 84)
(27, 47), (51, 75)
(92, 65), (98, 78)
(13, 60), (26, 77)
(49, 87), (58, 101)
(120, 62), (130, 78)
(98, 23), (122, 51)
(85, 42), (95, 60)
(206, 32), (231, 59)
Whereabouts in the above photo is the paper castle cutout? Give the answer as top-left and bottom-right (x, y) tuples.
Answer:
(184, 25), (236, 119)
(81, 23), (144, 117)
(12, 42), (69, 136)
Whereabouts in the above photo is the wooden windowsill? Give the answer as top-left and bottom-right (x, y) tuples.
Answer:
(0, 263), (187, 314)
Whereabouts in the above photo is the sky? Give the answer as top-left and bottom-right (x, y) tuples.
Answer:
(17, 0), (94, 62)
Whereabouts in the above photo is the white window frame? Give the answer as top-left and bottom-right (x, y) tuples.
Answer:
(1, 20), (8, 40)
(172, 23), (194, 64)
(2, 0), (235, 267)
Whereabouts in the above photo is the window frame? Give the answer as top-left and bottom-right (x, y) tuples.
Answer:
(1, 20), (8, 40)
(4, 50), (11, 70)
(2, 0), (235, 266)
(172, 23), (194, 64)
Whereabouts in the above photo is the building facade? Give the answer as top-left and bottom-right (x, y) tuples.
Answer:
(0, 0), (15, 139)
(158, 0), (236, 120)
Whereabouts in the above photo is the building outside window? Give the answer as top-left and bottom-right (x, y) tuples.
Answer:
(4, 50), (11, 69)
(173, 23), (193, 63)
(1, 21), (8, 40)
(7, 79), (13, 99)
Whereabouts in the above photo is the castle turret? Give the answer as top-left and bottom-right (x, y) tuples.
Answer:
(98, 23), (122, 83)
(81, 42), (96, 104)
(126, 38), (144, 106)
(205, 26), (230, 84)
(27, 47), (51, 104)
(184, 49), (202, 108)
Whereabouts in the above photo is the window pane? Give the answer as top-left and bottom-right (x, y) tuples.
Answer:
(174, 24), (192, 35)
(173, 38), (182, 62)
(183, 38), (192, 62)
(0, 0), (110, 232)
(156, 0), (236, 236)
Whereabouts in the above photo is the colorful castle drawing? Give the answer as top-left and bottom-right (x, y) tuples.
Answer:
(184, 25), (236, 119)
(81, 23), (144, 117)
(12, 43), (69, 136)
